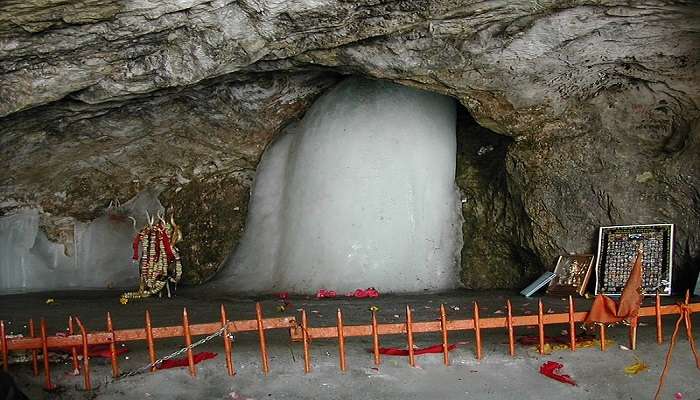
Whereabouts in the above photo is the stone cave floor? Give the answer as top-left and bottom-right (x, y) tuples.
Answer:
(1, 289), (699, 399)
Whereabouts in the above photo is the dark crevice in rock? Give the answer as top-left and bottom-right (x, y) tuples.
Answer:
(455, 105), (542, 289)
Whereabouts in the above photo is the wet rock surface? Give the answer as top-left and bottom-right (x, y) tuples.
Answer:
(456, 110), (541, 289)
(1, 1), (698, 289)
(161, 173), (251, 285)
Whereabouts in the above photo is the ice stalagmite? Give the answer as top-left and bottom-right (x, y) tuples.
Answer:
(216, 78), (462, 293)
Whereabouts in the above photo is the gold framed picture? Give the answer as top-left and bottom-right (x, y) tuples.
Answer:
(594, 224), (673, 296)
(546, 254), (595, 296)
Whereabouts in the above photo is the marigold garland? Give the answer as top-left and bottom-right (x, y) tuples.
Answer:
(121, 214), (183, 302)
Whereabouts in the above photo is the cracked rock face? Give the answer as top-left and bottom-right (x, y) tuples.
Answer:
(1, 0), (698, 289)
(0, 72), (338, 285)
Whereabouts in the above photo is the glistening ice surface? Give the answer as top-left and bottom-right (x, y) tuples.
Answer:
(0, 190), (164, 293)
(216, 78), (462, 294)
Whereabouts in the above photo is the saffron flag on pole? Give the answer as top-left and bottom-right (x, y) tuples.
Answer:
(586, 245), (644, 324)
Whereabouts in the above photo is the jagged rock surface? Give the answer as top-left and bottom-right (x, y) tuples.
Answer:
(456, 111), (542, 289)
(1, 1), (698, 288)
(0, 72), (338, 284)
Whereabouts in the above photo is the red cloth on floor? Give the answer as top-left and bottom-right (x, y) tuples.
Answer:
(539, 361), (576, 386)
(346, 288), (380, 298)
(157, 352), (217, 370)
(316, 289), (337, 299)
(371, 344), (456, 356)
(88, 344), (128, 358)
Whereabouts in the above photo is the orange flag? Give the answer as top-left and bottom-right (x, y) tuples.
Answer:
(586, 246), (644, 324)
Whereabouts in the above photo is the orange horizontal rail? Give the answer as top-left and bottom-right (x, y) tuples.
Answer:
(289, 302), (699, 341)
(4, 317), (296, 351)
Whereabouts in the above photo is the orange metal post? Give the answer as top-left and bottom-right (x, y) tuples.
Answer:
(301, 309), (311, 373)
(106, 312), (119, 378)
(337, 309), (347, 372)
(655, 294), (663, 344)
(40, 318), (54, 390)
(599, 324), (607, 351)
(145, 310), (157, 372)
(537, 300), (545, 355)
(371, 309), (380, 366)
(0, 320), (7, 372)
(629, 316), (638, 350)
(74, 317), (91, 390)
(183, 308), (197, 377)
(68, 316), (80, 374)
(473, 302), (482, 360)
(29, 319), (38, 376)
(568, 296), (576, 352)
(506, 300), (515, 357)
(439, 304), (449, 365)
(220, 305), (234, 376)
(255, 303), (270, 374)
(406, 305), (415, 367)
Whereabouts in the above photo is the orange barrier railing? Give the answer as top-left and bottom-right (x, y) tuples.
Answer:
(0, 305), (295, 389)
(0, 293), (698, 391)
(288, 293), (698, 371)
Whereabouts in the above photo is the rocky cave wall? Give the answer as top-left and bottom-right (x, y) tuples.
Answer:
(0, 72), (339, 288)
(456, 110), (542, 289)
(0, 1), (698, 291)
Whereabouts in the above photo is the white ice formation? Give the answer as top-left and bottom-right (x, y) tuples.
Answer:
(0, 190), (163, 293)
(215, 77), (462, 294)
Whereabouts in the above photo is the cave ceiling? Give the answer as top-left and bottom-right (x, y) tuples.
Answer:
(1, 0), (698, 287)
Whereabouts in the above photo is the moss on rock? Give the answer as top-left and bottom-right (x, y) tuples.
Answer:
(160, 172), (251, 285)
(455, 108), (542, 289)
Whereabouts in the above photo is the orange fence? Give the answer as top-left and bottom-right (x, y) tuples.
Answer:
(1, 293), (698, 391)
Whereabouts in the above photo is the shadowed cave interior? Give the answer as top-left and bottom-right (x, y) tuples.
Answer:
(1, 76), (548, 295)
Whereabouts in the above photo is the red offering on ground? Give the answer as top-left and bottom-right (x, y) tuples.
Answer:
(539, 361), (576, 386)
(372, 343), (456, 356)
(157, 352), (217, 370)
(347, 288), (380, 298)
(316, 289), (337, 299)
(88, 344), (128, 358)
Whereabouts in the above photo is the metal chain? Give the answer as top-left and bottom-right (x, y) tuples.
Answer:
(116, 325), (230, 380)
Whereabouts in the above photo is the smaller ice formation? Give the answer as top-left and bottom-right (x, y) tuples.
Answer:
(215, 78), (463, 294)
(0, 190), (163, 293)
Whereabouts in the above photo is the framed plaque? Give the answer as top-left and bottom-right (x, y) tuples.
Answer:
(594, 224), (673, 296)
(547, 255), (595, 296)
